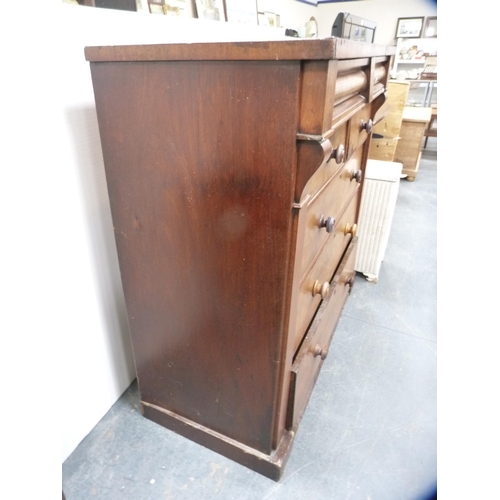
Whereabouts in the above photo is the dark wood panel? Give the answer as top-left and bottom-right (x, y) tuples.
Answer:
(89, 60), (301, 454)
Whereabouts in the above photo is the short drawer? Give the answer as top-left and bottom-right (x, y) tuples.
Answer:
(348, 103), (372, 158)
(292, 191), (359, 353)
(298, 56), (390, 137)
(286, 238), (357, 431)
(295, 121), (348, 205)
(301, 147), (362, 277)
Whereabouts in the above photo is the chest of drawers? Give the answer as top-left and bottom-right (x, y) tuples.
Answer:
(85, 38), (395, 480)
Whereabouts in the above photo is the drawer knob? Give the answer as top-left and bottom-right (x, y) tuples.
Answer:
(319, 215), (335, 233)
(312, 280), (330, 299)
(312, 344), (328, 360)
(344, 223), (358, 236)
(345, 276), (354, 291)
(360, 119), (373, 134)
(328, 144), (345, 165)
(351, 170), (362, 183)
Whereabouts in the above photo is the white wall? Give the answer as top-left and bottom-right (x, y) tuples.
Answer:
(57, 0), (436, 465)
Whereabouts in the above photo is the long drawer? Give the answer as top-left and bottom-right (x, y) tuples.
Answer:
(293, 191), (359, 353)
(301, 147), (362, 277)
(286, 238), (357, 431)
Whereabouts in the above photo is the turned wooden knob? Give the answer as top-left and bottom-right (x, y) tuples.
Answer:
(311, 344), (328, 360)
(360, 119), (373, 134)
(312, 280), (330, 299)
(345, 276), (354, 288)
(328, 144), (345, 164)
(344, 223), (358, 236)
(351, 170), (362, 183)
(319, 215), (335, 233)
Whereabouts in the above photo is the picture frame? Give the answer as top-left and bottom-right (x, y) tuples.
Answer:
(148, 0), (187, 16)
(264, 11), (278, 28)
(257, 12), (268, 26)
(148, 0), (165, 14)
(224, 0), (258, 24)
(195, 0), (226, 21)
(257, 11), (280, 27)
(395, 17), (424, 38)
(423, 16), (437, 38)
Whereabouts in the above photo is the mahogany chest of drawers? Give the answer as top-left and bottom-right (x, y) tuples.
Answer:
(85, 38), (395, 480)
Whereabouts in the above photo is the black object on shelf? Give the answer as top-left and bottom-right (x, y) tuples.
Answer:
(331, 12), (376, 43)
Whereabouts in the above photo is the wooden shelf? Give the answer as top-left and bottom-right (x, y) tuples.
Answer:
(395, 59), (427, 64)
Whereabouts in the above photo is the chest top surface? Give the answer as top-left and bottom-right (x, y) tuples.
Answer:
(85, 37), (395, 62)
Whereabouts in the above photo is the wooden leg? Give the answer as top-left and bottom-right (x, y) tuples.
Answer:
(423, 114), (436, 149)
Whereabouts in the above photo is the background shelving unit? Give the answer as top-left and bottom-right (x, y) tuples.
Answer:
(392, 36), (437, 107)
(392, 37), (437, 75)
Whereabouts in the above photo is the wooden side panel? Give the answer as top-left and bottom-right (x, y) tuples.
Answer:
(89, 60), (301, 454)
(369, 137), (399, 162)
(372, 81), (410, 138)
(395, 120), (428, 179)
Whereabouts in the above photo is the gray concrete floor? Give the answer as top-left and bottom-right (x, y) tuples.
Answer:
(63, 139), (437, 500)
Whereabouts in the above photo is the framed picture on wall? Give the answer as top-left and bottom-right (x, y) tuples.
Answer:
(148, 0), (165, 14)
(264, 11), (277, 28)
(395, 17), (424, 38)
(224, 0), (258, 24)
(195, 0), (226, 21)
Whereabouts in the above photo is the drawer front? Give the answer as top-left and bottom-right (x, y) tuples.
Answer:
(298, 56), (390, 137)
(293, 192), (359, 352)
(287, 238), (357, 431)
(348, 103), (372, 158)
(301, 148), (362, 276)
(298, 60), (368, 136)
(295, 121), (349, 205)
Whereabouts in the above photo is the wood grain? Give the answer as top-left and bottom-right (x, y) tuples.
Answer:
(90, 59), (300, 454)
(85, 38), (395, 62)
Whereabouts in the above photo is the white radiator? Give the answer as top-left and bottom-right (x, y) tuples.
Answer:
(355, 160), (403, 283)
